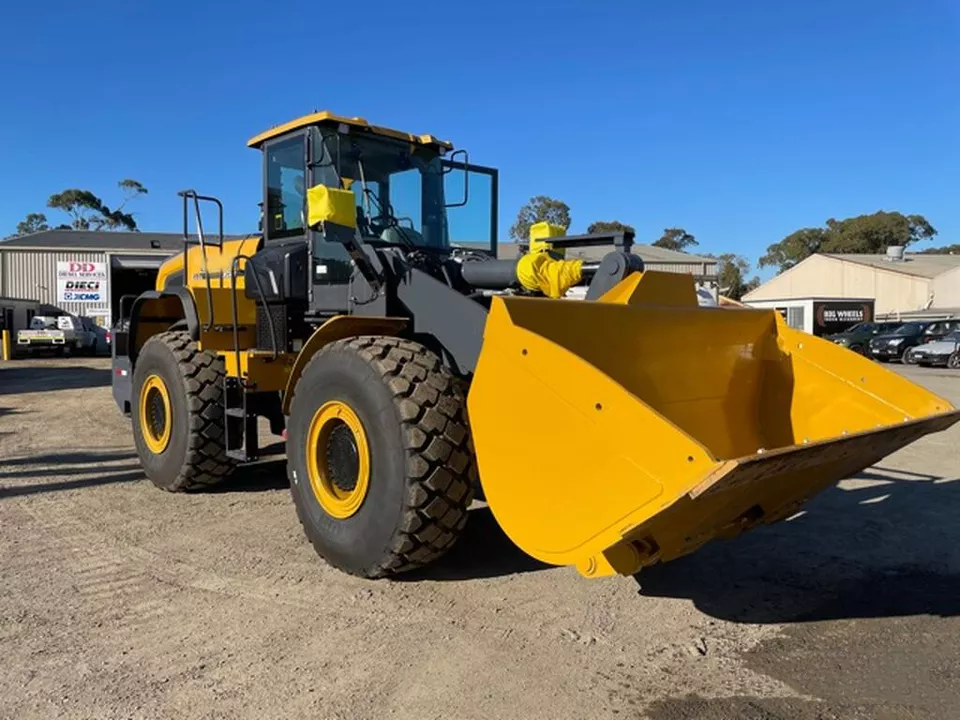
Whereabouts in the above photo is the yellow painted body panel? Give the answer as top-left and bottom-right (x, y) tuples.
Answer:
(247, 110), (452, 150)
(467, 271), (960, 577)
(220, 350), (296, 391)
(155, 253), (184, 291)
(154, 237), (262, 353)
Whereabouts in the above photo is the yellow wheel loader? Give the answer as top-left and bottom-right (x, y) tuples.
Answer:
(112, 111), (960, 579)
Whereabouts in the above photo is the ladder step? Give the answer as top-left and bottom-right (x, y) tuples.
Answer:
(225, 408), (245, 418)
(226, 448), (249, 462)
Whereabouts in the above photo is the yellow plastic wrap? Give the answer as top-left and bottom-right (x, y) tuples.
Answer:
(518, 221), (582, 298)
(516, 252), (583, 298)
(307, 185), (357, 229)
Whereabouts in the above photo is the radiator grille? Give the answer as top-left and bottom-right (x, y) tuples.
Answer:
(256, 304), (287, 352)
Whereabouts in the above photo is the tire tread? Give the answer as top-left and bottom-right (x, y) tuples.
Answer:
(293, 335), (476, 577)
(140, 331), (236, 491)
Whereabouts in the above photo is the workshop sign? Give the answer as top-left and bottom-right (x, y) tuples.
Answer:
(813, 300), (874, 336)
(57, 261), (108, 303)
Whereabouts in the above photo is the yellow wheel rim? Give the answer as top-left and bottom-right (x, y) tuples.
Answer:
(306, 401), (371, 519)
(139, 374), (172, 454)
(307, 400), (370, 520)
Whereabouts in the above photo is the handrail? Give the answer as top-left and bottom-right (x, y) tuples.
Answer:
(178, 190), (225, 331)
(229, 254), (279, 389)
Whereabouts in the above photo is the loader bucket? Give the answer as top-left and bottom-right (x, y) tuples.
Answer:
(467, 271), (960, 578)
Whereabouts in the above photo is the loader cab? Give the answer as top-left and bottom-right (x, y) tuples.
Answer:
(250, 112), (498, 314)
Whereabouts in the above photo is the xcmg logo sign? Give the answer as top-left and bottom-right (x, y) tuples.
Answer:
(57, 260), (108, 303)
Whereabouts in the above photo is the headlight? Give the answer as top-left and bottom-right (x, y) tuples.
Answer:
(888, 338), (904, 346)
(834, 338), (848, 345)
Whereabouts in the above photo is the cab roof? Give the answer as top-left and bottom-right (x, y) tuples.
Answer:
(247, 111), (454, 151)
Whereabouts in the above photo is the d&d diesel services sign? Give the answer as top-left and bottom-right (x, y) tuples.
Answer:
(57, 261), (108, 303)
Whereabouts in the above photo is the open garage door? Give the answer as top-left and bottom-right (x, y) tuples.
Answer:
(110, 255), (167, 325)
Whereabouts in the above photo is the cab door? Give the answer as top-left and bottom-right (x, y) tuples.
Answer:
(441, 159), (498, 256)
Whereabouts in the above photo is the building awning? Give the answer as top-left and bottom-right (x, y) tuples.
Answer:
(110, 255), (167, 270)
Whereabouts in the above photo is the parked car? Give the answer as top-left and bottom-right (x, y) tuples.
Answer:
(17, 314), (97, 356)
(869, 320), (960, 363)
(904, 330), (960, 368)
(825, 321), (902, 355)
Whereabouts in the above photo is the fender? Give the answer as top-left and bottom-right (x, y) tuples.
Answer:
(281, 315), (407, 414)
(126, 287), (200, 361)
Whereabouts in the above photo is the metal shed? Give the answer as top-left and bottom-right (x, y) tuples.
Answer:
(0, 231), (183, 328)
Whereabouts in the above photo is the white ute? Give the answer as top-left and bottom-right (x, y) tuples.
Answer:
(17, 315), (97, 356)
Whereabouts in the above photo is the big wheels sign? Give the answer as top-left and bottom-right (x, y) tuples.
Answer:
(57, 261), (108, 303)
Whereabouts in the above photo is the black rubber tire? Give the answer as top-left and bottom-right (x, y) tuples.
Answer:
(948, 353), (960, 370)
(131, 331), (236, 492)
(901, 346), (917, 364)
(849, 344), (865, 356)
(287, 336), (476, 578)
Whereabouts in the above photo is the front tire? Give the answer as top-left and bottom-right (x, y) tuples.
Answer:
(131, 331), (236, 492)
(287, 336), (476, 578)
(948, 352), (960, 370)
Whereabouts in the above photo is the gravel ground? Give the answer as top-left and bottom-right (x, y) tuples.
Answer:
(1, 358), (958, 720)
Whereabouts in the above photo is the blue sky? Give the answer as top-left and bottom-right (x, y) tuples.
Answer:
(1, 1), (957, 278)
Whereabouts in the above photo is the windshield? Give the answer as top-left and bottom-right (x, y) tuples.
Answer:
(313, 129), (449, 249)
(943, 331), (960, 343)
(893, 323), (925, 335)
(843, 322), (873, 333)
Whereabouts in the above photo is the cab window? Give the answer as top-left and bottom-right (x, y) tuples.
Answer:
(265, 135), (306, 240)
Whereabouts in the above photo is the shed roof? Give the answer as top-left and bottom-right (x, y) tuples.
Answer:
(493, 243), (717, 265)
(0, 230), (236, 253)
(820, 252), (960, 279)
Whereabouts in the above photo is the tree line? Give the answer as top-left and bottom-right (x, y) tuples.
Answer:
(757, 212), (941, 271)
(8, 182), (949, 301)
(509, 195), (760, 300)
(509, 195), (949, 300)
(6, 179), (148, 238)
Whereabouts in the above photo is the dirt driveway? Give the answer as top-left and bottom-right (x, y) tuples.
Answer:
(2, 358), (958, 720)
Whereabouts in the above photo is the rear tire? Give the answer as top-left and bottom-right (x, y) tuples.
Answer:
(131, 331), (236, 492)
(287, 336), (476, 578)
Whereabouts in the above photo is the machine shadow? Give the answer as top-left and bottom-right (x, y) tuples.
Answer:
(2, 449), (135, 468)
(634, 470), (960, 624)
(401, 505), (551, 581)
(0, 470), (145, 498)
(209, 457), (290, 493)
(0, 364), (111, 395)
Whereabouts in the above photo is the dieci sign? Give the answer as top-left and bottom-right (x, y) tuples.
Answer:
(57, 261), (108, 303)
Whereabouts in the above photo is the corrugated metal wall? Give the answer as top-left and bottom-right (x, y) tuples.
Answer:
(0, 250), (109, 317)
(644, 261), (716, 277)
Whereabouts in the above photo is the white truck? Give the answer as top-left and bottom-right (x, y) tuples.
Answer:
(17, 315), (98, 356)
